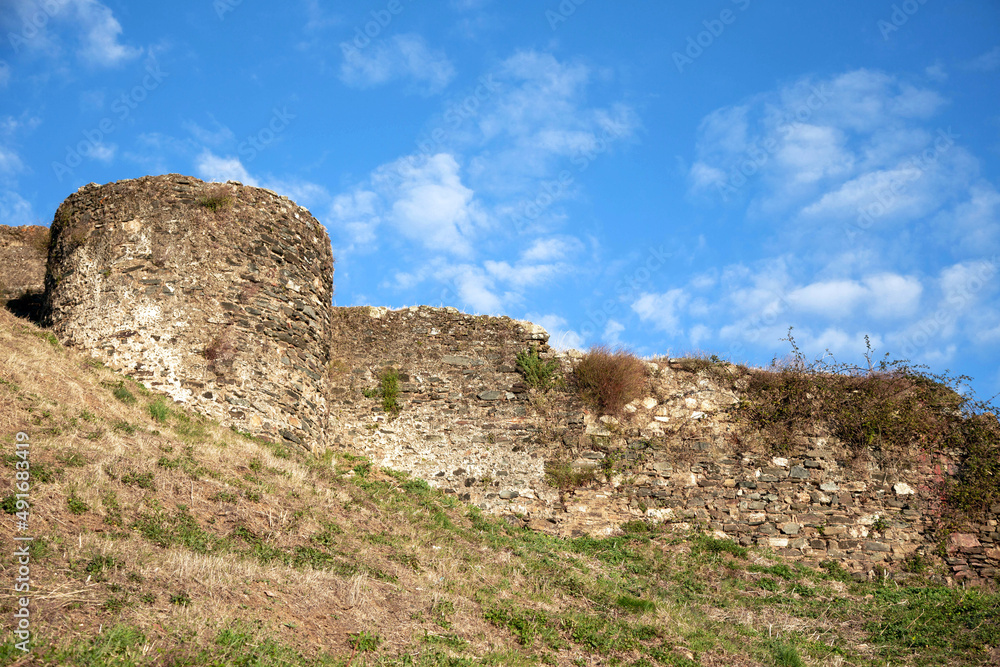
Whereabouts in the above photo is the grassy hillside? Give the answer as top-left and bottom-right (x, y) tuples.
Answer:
(0, 308), (998, 666)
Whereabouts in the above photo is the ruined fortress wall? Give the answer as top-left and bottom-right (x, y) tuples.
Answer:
(0, 224), (49, 319)
(327, 316), (1000, 584)
(608, 428), (999, 586)
(327, 305), (566, 511)
(43, 174), (333, 450)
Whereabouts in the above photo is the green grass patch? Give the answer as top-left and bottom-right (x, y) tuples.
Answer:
(865, 586), (1000, 663)
(615, 595), (656, 614)
(121, 470), (155, 489)
(484, 604), (560, 648)
(691, 534), (748, 559)
(148, 397), (170, 423)
(347, 630), (381, 652)
(67, 492), (89, 515)
(109, 380), (136, 405)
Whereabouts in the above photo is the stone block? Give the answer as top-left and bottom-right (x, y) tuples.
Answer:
(789, 466), (810, 479)
(780, 522), (801, 535)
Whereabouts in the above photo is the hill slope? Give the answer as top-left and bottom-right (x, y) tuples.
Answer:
(1, 307), (998, 666)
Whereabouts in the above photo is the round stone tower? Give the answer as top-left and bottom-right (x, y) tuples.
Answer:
(44, 174), (333, 450)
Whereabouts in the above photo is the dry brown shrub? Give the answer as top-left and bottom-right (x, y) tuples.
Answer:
(573, 345), (647, 416)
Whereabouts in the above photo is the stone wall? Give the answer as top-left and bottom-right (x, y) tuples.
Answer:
(0, 224), (49, 320)
(327, 305), (566, 514)
(43, 174), (333, 450)
(326, 311), (999, 585)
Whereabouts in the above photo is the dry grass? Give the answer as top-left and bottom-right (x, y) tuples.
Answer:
(0, 308), (473, 658)
(1, 308), (997, 666)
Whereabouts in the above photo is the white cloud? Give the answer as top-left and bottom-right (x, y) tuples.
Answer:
(603, 319), (625, 346)
(6, 0), (141, 67)
(785, 274), (922, 320)
(857, 127), (932, 169)
(863, 273), (922, 319)
(689, 324), (711, 347)
(0, 145), (25, 176)
(689, 68), (949, 209)
(440, 263), (502, 313)
(184, 117), (235, 147)
(940, 260), (998, 306)
(72, 0), (142, 66)
(0, 190), (35, 226)
(84, 141), (116, 163)
(525, 312), (583, 350)
(719, 259), (791, 316)
(689, 161), (725, 190)
(483, 260), (561, 289)
(194, 150), (258, 185)
(631, 289), (689, 334)
(966, 46), (1000, 72)
(818, 69), (945, 129)
(925, 62), (948, 82)
(695, 105), (749, 159)
(519, 236), (580, 263)
(774, 124), (854, 185)
(340, 34), (454, 95)
(330, 188), (380, 247)
(787, 279), (869, 318)
(328, 49), (633, 316)
(468, 51), (638, 195)
(941, 184), (1000, 254)
(799, 164), (925, 219)
(372, 152), (485, 256)
(302, 0), (342, 32)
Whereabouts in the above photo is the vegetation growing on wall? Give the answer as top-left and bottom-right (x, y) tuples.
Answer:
(515, 345), (559, 390)
(363, 366), (402, 418)
(573, 345), (648, 416)
(736, 330), (1000, 520)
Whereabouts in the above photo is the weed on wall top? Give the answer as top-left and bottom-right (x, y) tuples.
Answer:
(573, 345), (648, 416)
(736, 329), (1000, 520)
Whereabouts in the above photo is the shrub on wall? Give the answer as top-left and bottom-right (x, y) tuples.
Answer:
(515, 346), (559, 390)
(573, 346), (647, 416)
(380, 367), (401, 417)
(737, 329), (1000, 520)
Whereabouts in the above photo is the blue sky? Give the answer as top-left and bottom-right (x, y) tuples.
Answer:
(2, 1), (1000, 398)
